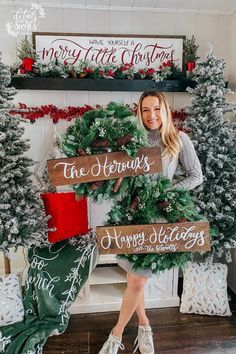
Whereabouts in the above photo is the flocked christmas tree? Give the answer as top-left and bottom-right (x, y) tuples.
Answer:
(0, 56), (16, 108)
(184, 46), (236, 261)
(0, 53), (47, 265)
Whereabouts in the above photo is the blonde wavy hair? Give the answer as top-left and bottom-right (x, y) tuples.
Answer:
(137, 91), (182, 159)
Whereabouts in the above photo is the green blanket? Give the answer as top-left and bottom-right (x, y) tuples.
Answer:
(0, 238), (98, 353)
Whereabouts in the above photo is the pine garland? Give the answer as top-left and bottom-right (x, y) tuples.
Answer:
(12, 59), (174, 81)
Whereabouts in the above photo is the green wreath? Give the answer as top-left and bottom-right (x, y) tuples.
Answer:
(106, 175), (209, 273)
(62, 102), (213, 273)
(62, 102), (148, 201)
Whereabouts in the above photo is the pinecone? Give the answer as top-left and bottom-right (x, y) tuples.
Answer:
(91, 139), (110, 148)
(130, 195), (140, 210)
(117, 134), (133, 147)
(77, 149), (89, 156)
(90, 180), (105, 190)
(113, 177), (123, 193)
(156, 200), (170, 210)
(177, 218), (189, 223)
(69, 69), (77, 78)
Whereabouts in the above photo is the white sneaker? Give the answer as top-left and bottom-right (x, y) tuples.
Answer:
(133, 325), (154, 354)
(98, 331), (125, 354)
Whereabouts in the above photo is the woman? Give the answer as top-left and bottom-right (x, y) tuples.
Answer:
(98, 91), (203, 354)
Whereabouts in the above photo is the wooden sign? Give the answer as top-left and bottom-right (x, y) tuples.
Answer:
(47, 146), (162, 187)
(33, 32), (185, 71)
(96, 221), (210, 255)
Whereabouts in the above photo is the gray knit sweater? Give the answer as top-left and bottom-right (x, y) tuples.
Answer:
(148, 130), (203, 190)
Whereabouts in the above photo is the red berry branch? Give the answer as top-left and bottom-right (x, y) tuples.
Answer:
(10, 103), (188, 131)
(10, 103), (96, 123)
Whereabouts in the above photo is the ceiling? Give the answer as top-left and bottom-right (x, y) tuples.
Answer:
(1, 0), (236, 14)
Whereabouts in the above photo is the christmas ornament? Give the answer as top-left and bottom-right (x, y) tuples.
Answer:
(186, 61), (196, 72)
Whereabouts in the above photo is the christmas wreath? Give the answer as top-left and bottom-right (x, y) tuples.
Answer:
(62, 102), (148, 201)
(106, 175), (209, 272)
(62, 102), (212, 273)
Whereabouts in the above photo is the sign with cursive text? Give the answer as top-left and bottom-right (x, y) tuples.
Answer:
(96, 221), (211, 255)
(47, 146), (162, 186)
(33, 32), (185, 70)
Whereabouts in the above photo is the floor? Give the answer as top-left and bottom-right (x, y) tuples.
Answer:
(43, 291), (236, 354)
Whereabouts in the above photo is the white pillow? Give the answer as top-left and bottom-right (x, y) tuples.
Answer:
(0, 273), (24, 326)
(180, 261), (232, 316)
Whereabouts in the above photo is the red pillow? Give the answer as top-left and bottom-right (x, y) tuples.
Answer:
(41, 192), (89, 243)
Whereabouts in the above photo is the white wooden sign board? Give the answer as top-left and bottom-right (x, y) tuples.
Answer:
(33, 32), (184, 70)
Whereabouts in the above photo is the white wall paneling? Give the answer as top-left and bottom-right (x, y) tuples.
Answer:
(196, 14), (220, 60)
(2, 0), (236, 14)
(217, 15), (231, 78)
(109, 91), (133, 105)
(109, 10), (132, 33)
(131, 11), (155, 34)
(62, 8), (87, 32)
(87, 91), (111, 106)
(174, 13), (198, 37)
(64, 91), (89, 106)
(86, 9), (110, 33)
(39, 7), (64, 32)
(153, 12), (177, 34)
(229, 12), (236, 91)
(0, 5), (18, 63)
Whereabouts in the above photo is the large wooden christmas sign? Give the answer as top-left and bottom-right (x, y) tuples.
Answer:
(96, 221), (210, 255)
(33, 32), (185, 70)
(47, 146), (162, 186)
